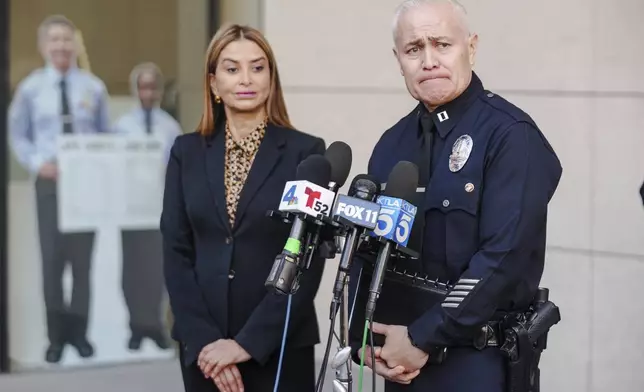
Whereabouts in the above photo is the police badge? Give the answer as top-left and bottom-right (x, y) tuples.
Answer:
(449, 135), (473, 172)
(80, 88), (95, 111)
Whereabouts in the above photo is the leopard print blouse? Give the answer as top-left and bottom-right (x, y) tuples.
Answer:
(224, 120), (267, 227)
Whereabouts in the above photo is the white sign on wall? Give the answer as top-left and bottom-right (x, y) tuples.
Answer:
(56, 134), (167, 233)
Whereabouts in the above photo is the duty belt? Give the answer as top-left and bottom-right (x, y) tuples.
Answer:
(474, 321), (502, 350)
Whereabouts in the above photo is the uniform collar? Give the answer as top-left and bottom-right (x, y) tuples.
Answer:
(45, 63), (79, 82)
(135, 103), (161, 114)
(415, 71), (483, 139)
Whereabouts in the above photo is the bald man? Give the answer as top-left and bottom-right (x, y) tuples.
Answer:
(114, 63), (181, 351)
(349, 1), (562, 390)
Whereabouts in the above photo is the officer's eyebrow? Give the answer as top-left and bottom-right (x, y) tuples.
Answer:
(405, 35), (451, 47)
(404, 38), (425, 48)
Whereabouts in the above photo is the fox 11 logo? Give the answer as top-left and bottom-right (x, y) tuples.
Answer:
(332, 195), (381, 230)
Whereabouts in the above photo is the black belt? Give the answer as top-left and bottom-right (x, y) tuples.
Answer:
(422, 321), (502, 366)
(474, 321), (502, 350)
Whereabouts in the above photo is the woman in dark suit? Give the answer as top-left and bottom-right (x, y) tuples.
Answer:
(161, 24), (327, 392)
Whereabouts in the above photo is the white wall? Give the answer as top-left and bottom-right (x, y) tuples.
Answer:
(258, 0), (644, 391)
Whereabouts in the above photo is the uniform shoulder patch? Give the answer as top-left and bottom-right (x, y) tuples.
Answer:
(481, 90), (536, 126)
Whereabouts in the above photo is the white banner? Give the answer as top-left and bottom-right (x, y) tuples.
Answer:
(57, 134), (167, 233)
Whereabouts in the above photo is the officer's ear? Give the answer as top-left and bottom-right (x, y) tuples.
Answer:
(468, 33), (479, 68)
(392, 47), (404, 76)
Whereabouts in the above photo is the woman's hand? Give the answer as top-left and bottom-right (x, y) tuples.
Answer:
(197, 340), (219, 373)
(211, 364), (244, 392)
(198, 339), (251, 379)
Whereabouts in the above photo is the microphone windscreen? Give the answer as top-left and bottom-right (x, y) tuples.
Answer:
(324, 141), (352, 188)
(296, 154), (332, 187)
(348, 174), (381, 201)
(405, 203), (425, 253)
(384, 161), (419, 200)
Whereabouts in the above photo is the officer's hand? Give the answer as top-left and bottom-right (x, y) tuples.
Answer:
(371, 322), (429, 372)
(358, 346), (420, 385)
(38, 162), (58, 180)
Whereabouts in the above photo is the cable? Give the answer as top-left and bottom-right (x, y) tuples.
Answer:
(315, 301), (339, 392)
(369, 319), (376, 392)
(357, 319), (369, 392)
(318, 265), (363, 392)
(273, 293), (293, 392)
(348, 267), (363, 327)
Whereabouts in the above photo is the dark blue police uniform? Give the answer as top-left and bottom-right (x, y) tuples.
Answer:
(350, 72), (562, 391)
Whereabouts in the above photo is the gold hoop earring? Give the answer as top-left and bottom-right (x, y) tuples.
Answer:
(215, 95), (221, 104)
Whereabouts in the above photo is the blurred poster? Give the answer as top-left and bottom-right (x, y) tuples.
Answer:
(56, 135), (119, 232)
(57, 134), (166, 232)
(119, 137), (166, 230)
(8, 132), (173, 371)
(8, 6), (182, 374)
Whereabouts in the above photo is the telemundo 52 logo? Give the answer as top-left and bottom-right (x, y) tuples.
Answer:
(279, 181), (334, 217)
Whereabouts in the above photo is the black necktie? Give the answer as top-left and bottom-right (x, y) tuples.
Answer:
(60, 78), (73, 134)
(144, 109), (153, 134)
(419, 112), (435, 186)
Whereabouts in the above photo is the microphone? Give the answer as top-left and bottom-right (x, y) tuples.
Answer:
(301, 141), (353, 262)
(324, 141), (352, 193)
(365, 161), (419, 320)
(330, 174), (382, 301)
(277, 155), (336, 218)
(266, 155), (335, 295)
(265, 142), (353, 295)
(314, 174), (382, 392)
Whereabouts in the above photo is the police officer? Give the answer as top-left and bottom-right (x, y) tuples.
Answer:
(8, 15), (110, 363)
(114, 62), (181, 351)
(349, 0), (562, 390)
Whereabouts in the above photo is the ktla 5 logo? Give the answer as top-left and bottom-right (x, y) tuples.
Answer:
(281, 182), (331, 215)
(372, 196), (417, 246)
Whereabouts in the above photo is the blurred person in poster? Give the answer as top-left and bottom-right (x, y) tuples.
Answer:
(161, 24), (326, 392)
(7, 14), (110, 363)
(114, 62), (181, 351)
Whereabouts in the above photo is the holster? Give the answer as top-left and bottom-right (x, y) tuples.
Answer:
(500, 288), (561, 392)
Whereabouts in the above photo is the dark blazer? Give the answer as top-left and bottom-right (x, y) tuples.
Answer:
(161, 123), (327, 367)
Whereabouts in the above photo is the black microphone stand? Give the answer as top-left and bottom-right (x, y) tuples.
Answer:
(331, 269), (353, 392)
(315, 216), (363, 392)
